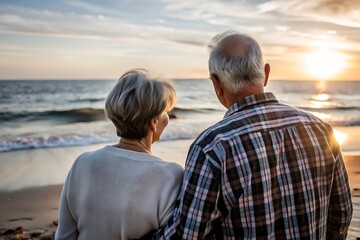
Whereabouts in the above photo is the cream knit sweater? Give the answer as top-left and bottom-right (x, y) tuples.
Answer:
(55, 145), (183, 240)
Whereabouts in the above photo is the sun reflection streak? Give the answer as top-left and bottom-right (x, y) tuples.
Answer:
(310, 80), (332, 108)
(316, 80), (327, 93)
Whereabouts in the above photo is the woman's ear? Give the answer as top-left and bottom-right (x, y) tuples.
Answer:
(149, 117), (158, 132)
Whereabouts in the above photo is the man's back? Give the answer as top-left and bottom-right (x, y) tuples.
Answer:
(193, 92), (352, 239)
(153, 31), (352, 239)
(155, 92), (352, 239)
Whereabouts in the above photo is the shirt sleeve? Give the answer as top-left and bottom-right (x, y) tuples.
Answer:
(153, 143), (222, 239)
(55, 172), (79, 240)
(326, 153), (353, 240)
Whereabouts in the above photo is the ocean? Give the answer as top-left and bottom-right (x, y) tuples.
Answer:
(0, 79), (359, 153)
(1, 79), (360, 238)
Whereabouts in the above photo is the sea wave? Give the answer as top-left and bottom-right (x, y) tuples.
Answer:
(300, 106), (360, 111)
(170, 106), (222, 116)
(0, 133), (116, 152)
(0, 108), (107, 123)
(68, 97), (104, 103)
(299, 106), (360, 126)
(0, 107), (220, 123)
(329, 120), (360, 126)
(1, 116), (359, 152)
(0, 127), (200, 152)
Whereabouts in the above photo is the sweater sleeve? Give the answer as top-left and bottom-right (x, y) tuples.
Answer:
(158, 163), (184, 227)
(55, 170), (79, 240)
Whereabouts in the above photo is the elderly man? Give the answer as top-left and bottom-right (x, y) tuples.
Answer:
(153, 31), (352, 239)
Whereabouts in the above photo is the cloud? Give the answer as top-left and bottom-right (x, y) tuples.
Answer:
(66, 1), (119, 15)
(163, 0), (266, 24)
(170, 39), (206, 47)
(1, 2), (359, 57)
(311, 0), (360, 15)
(258, 0), (360, 27)
(0, 4), (210, 50)
(0, 44), (34, 57)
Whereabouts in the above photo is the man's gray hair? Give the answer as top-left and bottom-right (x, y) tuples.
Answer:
(105, 69), (176, 139)
(208, 31), (265, 93)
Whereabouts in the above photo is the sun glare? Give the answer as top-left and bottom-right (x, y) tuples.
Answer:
(333, 129), (347, 145)
(305, 47), (348, 80)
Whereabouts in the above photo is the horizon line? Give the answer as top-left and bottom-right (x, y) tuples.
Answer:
(0, 78), (359, 82)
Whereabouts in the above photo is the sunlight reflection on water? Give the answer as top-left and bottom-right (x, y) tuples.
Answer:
(313, 93), (330, 101)
(310, 93), (334, 109)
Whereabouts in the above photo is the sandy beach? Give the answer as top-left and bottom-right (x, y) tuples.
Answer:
(0, 139), (192, 239)
(0, 140), (359, 239)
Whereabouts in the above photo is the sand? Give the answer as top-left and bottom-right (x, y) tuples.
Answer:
(0, 140), (190, 192)
(0, 140), (191, 235)
(0, 185), (62, 238)
(0, 140), (359, 239)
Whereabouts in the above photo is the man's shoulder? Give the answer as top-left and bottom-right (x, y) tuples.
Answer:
(192, 117), (232, 148)
(283, 103), (330, 124)
(193, 101), (331, 148)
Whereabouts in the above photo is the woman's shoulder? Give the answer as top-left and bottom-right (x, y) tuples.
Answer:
(153, 156), (184, 171)
(150, 157), (183, 175)
(73, 147), (105, 162)
(161, 162), (184, 180)
(68, 147), (111, 172)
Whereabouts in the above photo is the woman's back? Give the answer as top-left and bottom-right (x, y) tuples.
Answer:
(56, 145), (183, 240)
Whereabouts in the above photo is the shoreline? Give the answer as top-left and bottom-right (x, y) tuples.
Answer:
(0, 141), (360, 239)
(0, 139), (191, 192)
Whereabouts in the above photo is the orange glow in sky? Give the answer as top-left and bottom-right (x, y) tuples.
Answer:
(0, 1), (359, 80)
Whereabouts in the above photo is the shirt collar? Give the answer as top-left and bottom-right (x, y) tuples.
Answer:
(224, 92), (278, 118)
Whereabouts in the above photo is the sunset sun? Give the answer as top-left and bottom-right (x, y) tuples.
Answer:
(305, 48), (348, 80)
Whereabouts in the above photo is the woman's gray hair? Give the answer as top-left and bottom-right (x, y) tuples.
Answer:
(105, 69), (176, 139)
(208, 31), (265, 93)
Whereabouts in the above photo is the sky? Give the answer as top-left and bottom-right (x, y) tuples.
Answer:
(0, 0), (359, 81)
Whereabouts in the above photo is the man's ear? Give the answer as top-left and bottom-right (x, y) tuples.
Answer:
(210, 74), (224, 97)
(264, 63), (270, 87)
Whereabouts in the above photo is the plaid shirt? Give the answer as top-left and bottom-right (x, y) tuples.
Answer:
(154, 92), (352, 239)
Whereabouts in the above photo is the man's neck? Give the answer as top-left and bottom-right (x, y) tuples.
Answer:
(224, 84), (264, 108)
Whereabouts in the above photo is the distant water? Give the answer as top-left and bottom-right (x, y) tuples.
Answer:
(0, 79), (359, 152)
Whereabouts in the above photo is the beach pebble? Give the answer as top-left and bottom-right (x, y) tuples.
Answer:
(2, 228), (15, 235)
(353, 188), (360, 197)
(14, 226), (24, 235)
(40, 235), (54, 240)
(168, 112), (177, 119)
(29, 229), (45, 238)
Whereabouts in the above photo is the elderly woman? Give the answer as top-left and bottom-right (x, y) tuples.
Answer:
(55, 69), (183, 240)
